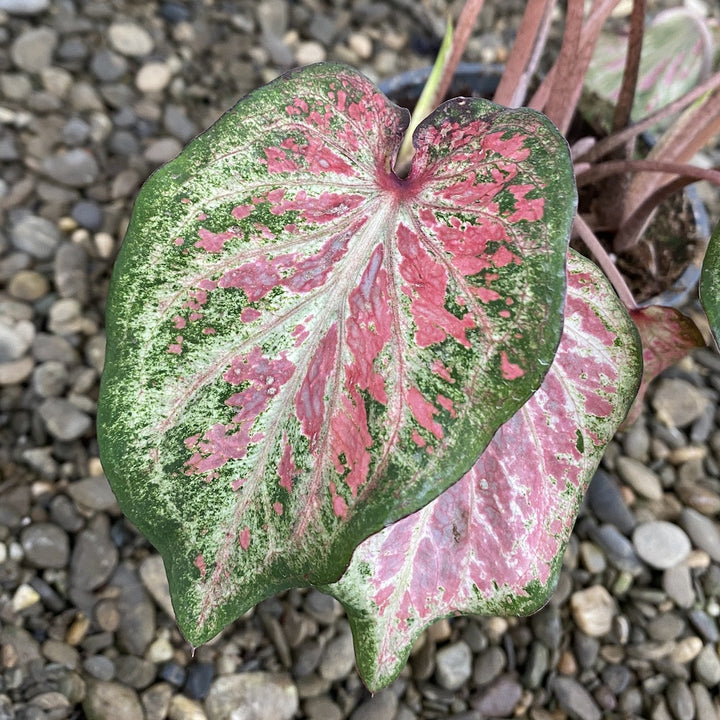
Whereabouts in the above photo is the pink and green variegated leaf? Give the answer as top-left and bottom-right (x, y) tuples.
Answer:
(581, 8), (713, 133)
(323, 250), (642, 691)
(701, 220), (720, 349)
(621, 306), (704, 428)
(97, 63), (575, 646)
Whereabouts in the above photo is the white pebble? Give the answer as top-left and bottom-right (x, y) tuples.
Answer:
(135, 61), (172, 93)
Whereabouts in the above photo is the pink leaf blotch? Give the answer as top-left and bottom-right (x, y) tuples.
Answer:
(324, 251), (642, 691)
(98, 63), (575, 647)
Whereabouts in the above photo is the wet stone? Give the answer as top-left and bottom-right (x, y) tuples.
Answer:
(20, 523), (70, 569)
(633, 521), (692, 569)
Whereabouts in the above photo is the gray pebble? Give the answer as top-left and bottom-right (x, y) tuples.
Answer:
(318, 631), (355, 681)
(304, 589), (343, 624)
(694, 644), (720, 686)
(574, 632), (600, 669)
(601, 663), (632, 694)
(350, 689), (398, 720)
(653, 378), (710, 428)
(617, 456), (663, 500)
(139, 555), (175, 618)
(141, 683), (172, 720)
(523, 641), (548, 688)
(83, 680), (143, 720)
(90, 49), (128, 82)
(112, 565), (157, 656)
(586, 469), (636, 534)
(687, 609), (719, 643)
(0, 318), (34, 362)
(473, 645), (506, 685)
(633, 521), (692, 569)
(0, 0), (49, 13)
(108, 21), (154, 57)
(54, 242), (89, 304)
(71, 200), (104, 231)
(164, 105), (197, 142)
(472, 674), (523, 717)
(39, 398), (92, 440)
(115, 655), (157, 690)
(42, 148), (99, 187)
(71, 515), (119, 591)
(257, 0), (289, 36)
(666, 679), (695, 720)
(205, 672), (298, 720)
(63, 117), (91, 145)
(648, 613), (687, 642)
(588, 523), (644, 574)
(662, 564), (695, 609)
(11, 214), (60, 259)
(11, 27), (57, 73)
(552, 675), (602, 720)
(83, 655), (116, 681)
(690, 683), (717, 720)
(67, 476), (119, 513)
(20, 523), (70, 569)
(681, 508), (720, 562)
(303, 696), (343, 720)
(32, 360), (68, 398)
(435, 640), (472, 690)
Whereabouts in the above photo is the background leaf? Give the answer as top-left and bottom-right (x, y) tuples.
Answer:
(98, 63), (575, 646)
(701, 220), (720, 348)
(622, 306), (704, 428)
(581, 8), (713, 133)
(324, 250), (642, 691)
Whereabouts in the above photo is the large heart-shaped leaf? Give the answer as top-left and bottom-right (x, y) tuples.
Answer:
(701, 220), (720, 348)
(98, 63), (575, 645)
(324, 251), (642, 691)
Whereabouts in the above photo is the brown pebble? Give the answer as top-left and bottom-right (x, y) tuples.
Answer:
(65, 613), (91, 645)
(94, 599), (121, 632)
(557, 650), (578, 675)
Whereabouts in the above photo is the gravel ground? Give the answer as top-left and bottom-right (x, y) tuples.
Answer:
(1, 1), (720, 719)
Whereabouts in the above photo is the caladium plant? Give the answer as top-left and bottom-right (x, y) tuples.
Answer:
(98, 63), (577, 653)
